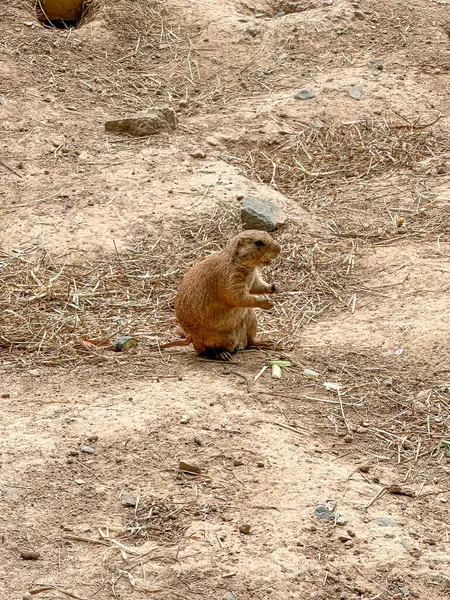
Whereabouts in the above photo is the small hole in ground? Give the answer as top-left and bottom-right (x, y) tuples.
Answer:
(34, 0), (94, 30)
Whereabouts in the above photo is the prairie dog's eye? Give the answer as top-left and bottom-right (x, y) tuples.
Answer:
(255, 240), (265, 248)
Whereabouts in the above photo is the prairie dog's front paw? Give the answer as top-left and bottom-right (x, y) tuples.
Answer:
(260, 299), (275, 310)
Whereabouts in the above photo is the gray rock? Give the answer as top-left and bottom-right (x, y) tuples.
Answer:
(241, 196), (286, 232)
(79, 445), (95, 454)
(190, 149), (206, 159)
(294, 89), (315, 100)
(20, 550), (40, 560)
(224, 593), (237, 600)
(105, 107), (177, 137)
(373, 516), (397, 527)
(314, 505), (335, 520)
(349, 85), (364, 100)
(246, 26), (260, 37)
(122, 495), (137, 508)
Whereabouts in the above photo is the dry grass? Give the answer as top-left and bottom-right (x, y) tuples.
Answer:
(0, 206), (356, 367)
(222, 116), (444, 199)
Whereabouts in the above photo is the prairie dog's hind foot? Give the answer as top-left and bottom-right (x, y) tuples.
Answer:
(200, 348), (234, 361)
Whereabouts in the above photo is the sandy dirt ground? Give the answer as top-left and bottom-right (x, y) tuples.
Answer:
(1, 1), (450, 599)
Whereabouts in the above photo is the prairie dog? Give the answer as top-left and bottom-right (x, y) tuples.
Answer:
(175, 230), (281, 361)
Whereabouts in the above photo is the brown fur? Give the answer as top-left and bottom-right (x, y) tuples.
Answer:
(174, 230), (281, 361)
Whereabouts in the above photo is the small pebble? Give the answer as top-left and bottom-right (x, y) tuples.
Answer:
(239, 523), (251, 534)
(233, 459), (244, 467)
(79, 445), (95, 454)
(180, 415), (190, 424)
(28, 369), (41, 377)
(190, 150), (206, 159)
(354, 10), (365, 19)
(122, 495), (137, 508)
(20, 550), (40, 560)
(193, 436), (203, 446)
(294, 89), (315, 100)
(23, 593), (34, 600)
(349, 85), (364, 100)
(256, 461), (265, 468)
(359, 464), (371, 473)
(343, 434), (353, 444)
(1, 393), (11, 398)
(69, 450), (79, 457)
(88, 435), (98, 442)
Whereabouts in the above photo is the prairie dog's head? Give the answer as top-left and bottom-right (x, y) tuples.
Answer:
(228, 230), (281, 268)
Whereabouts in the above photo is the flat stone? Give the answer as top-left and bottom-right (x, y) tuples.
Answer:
(241, 196), (286, 232)
(349, 85), (364, 100)
(79, 445), (95, 454)
(373, 516), (397, 527)
(294, 89), (315, 100)
(105, 107), (177, 137)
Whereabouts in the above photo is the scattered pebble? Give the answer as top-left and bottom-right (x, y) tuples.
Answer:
(193, 436), (203, 446)
(354, 10), (365, 19)
(294, 89), (315, 100)
(122, 495), (137, 508)
(374, 517), (397, 527)
(88, 435), (98, 442)
(190, 150), (206, 159)
(224, 592), (237, 600)
(256, 461), (265, 468)
(359, 464), (371, 473)
(336, 516), (347, 526)
(233, 459), (244, 467)
(69, 450), (80, 457)
(1, 393), (11, 398)
(239, 523), (251, 534)
(180, 415), (190, 424)
(23, 593), (34, 600)
(338, 532), (352, 542)
(349, 85), (364, 100)
(343, 434), (353, 444)
(20, 550), (40, 560)
(246, 26), (260, 37)
(79, 445), (95, 454)
(314, 505), (335, 521)
(28, 369), (41, 377)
